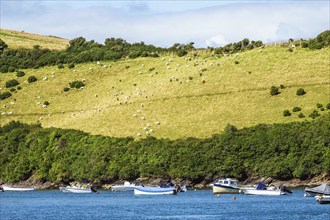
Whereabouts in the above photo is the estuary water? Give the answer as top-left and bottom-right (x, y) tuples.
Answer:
(0, 190), (329, 220)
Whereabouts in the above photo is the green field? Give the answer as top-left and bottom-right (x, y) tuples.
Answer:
(0, 31), (329, 139)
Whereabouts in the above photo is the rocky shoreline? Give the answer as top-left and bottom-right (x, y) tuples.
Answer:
(1, 174), (329, 190)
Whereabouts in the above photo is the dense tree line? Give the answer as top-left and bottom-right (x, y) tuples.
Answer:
(1, 113), (329, 184)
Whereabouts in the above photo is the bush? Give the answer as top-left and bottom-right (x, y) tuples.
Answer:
(316, 103), (323, 108)
(0, 92), (12, 100)
(309, 110), (320, 119)
(8, 66), (15, 72)
(58, 64), (64, 69)
(63, 87), (70, 92)
(28, 76), (38, 83)
(69, 80), (85, 89)
(283, 110), (291, 117)
(287, 48), (293, 52)
(292, 107), (301, 112)
(298, 113), (305, 118)
(10, 88), (16, 92)
(280, 84), (285, 89)
(234, 61), (239, 64)
(326, 103), (330, 110)
(17, 86), (22, 90)
(270, 86), (280, 96)
(296, 88), (306, 96)
(177, 49), (187, 57)
(5, 79), (19, 88)
(43, 101), (49, 106)
(16, 71), (25, 77)
(68, 63), (75, 69)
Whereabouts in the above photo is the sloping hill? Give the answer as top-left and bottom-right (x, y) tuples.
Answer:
(0, 29), (68, 50)
(0, 34), (329, 139)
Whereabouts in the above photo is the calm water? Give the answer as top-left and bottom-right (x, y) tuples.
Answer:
(0, 190), (329, 220)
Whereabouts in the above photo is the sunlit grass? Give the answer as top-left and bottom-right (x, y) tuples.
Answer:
(0, 46), (329, 139)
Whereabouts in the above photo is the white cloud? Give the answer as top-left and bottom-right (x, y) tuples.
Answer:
(1, 1), (329, 47)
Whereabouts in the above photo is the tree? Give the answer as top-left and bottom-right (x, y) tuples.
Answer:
(0, 38), (8, 51)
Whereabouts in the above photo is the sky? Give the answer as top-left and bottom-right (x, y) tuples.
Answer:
(1, 0), (329, 48)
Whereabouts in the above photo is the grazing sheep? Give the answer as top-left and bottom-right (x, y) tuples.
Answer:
(169, 59), (173, 62)
(146, 124), (150, 127)
(39, 117), (43, 120)
(291, 44), (296, 48)
(1, 112), (6, 115)
(141, 104), (144, 107)
(36, 102), (40, 105)
(186, 65), (190, 68)
(166, 62), (169, 66)
(82, 79), (86, 82)
(133, 114), (137, 117)
(155, 121), (160, 125)
(43, 77), (48, 81)
(96, 61), (101, 65)
(167, 66), (171, 69)
(141, 64), (145, 67)
(73, 69), (77, 72)
(259, 49), (263, 53)
(149, 129), (154, 133)
(146, 132), (150, 136)
(136, 133), (142, 137)
(42, 105), (47, 108)
(37, 96), (41, 99)
(144, 127), (148, 131)
(235, 54), (239, 58)
(51, 72), (55, 75)
(89, 67), (93, 70)
(103, 65), (107, 68)
(97, 108), (101, 112)
(161, 57), (165, 60)
(137, 110), (141, 113)
(141, 117), (145, 120)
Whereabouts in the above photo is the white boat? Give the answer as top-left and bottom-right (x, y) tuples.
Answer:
(241, 182), (291, 196)
(59, 185), (95, 193)
(134, 186), (177, 195)
(211, 178), (240, 194)
(304, 183), (330, 197)
(315, 195), (330, 204)
(111, 181), (135, 192)
(1, 185), (35, 192)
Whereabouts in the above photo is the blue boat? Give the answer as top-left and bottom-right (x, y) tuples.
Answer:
(134, 186), (177, 195)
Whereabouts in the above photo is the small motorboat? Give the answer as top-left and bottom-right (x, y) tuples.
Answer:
(304, 183), (330, 197)
(134, 186), (177, 195)
(111, 181), (135, 192)
(211, 178), (240, 194)
(59, 183), (96, 193)
(315, 195), (330, 204)
(241, 182), (292, 196)
(1, 185), (35, 192)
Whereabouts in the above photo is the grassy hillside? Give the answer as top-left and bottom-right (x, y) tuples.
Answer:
(0, 29), (68, 50)
(0, 38), (329, 139)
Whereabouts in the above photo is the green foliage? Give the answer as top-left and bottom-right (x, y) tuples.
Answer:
(5, 79), (19, 88)
(58, 64), (64, 69)
(298, 113), (305, 118)
(69, 80), (85, 89)
(16, 71), (25, 77)
(316, 103), (323, 108)
(234, 60), (240, 64)
(270, 86), (280, 96)
(68, 63), (75, 69)
(327, 103), (330, 110)
(63, 87), (70, 92)
(283, 110), (291, 117)
(292, 107), (301, 112)
(0, 91), (12, 100)
(28, 76), (37, 83)
(309, 110), (320, 119)
(296, 88), (306, 96)
(0, 38), (8, 51)
(287, 48), (293, 52)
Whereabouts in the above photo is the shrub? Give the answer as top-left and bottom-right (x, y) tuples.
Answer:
(320, 107), (325, 111)
(63, 87), (70, 92)
(69, 80), (85, 89)
(316, 103), (323, 108)
(309, 110), (320, 119)
(8, 66), (15, 72)
(10, 88), (16, 92)
(287, 48), (293, 52)
(280, 84), (285, 89)
(0, 92), (12, 100)
(5, 79), (19, 88)
(298, 113), (305, 118)
(68, 63), (75, 69)
(43, 101), (49, 106)
(296, 88), (306, 96)
(58, 64), (64, 69)
(326, 103), (330, 110)
(283, 110), (291, 117)
(16, 71), (25, 77)
(189, 76), (193, 80)
(270, 86), (280, 96)
(234, 60), (239, 64)
(17, 86), (22, 90)
(28, 76), (37, 83)
(177, 49), (187, 57)
(292, 107), (301, 112)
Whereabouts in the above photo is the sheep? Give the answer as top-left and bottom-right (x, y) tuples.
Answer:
(42, 105), (47, 108)
(141, 104), (144, 107)
(97, 108), (101, 112)
(146, 131), (150, 136)
(39, 117), (43, 120)
(1, 112), (6, 115)
(73, 69), (77, 72)
(141, 116), (145, 120)
(96, 61), (101, 65)
(51, 72), (55, 75)
(169, 59), (173, 62)
(8, 112), (13, 115)
(95, 94), (98, 97)
(133, 114), (137, 117)
(259, 49), (263, 53)
(51, 75), (55, 78)
(37, 96), (41, 99)
(143, 127), (148, 131)
(155, 121), (160, 125)
(235, 54), (239, 58)
(36, 102), (41, 105)
(141, 64), (145, 67)
(89, 67), (93, 70)
(72, 113), (75, 116)
(0, 87), (2, 90)
(186, 65), (190, 68)
(166, 62), (169, 66)
(161, 57), (165, 60)
(103, 65), (107, 68)
(82, 79), (86, 82)
(167, 66), (171, 69)
(149, 129), (154, 133)
(146, 124), (150, 127)
(43, 77), (48, 81)
(137, 110), (141, 113)
(291, 44), (296, 48)
(138, 71), (143, 74)
(136, 133), (142, 137)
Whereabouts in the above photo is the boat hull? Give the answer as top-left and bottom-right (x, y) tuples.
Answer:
(60, 186), (92, 193)
(111, 186), (135, 192)
(316, 195), (330, 204)
(2, 186), (35, 192)
(242, 189), (288, 196)
(213, 184), (240, 194)
(134, 187), (177, 195)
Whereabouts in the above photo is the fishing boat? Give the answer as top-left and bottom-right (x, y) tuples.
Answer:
(211, 178), (240, 194)
(241, 182), (292, 196)
(134, 186), (177, 195)
(304, 183), (330, 197)
(1, 185), (35, 192)
(315, 195), (330, 204)
(59, 184), (96, 193)
(111, 181), (135, 192)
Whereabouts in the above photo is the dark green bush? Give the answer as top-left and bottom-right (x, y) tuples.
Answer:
(270, 86), (280, 96)
(16, 71), (25, 77)
(326, 103), (330, 110)
(5, 79), (19, 88)
(283, 110), (291, 117)
(292, 107), (301, 112)
(28, 76), (38, 83)
(177, 49), (187, 57)
(234, 60), (239, 64)
(309, 110), (320, 119)
(9, 88), (16, 92)
(287, 48), (293, 52)
(43, 101), (49, 106)
(58, 64), (64, 69)
(68, 63), (75, 69)
(316, 103), (323, 108)
(298, 113), (305, 118)
(296, 88), (306, 96)
(0, 92), (12, 100)
(280, 84), (285, 89)
(17, 86), (22, 90)
(63, 87), (70, 92)
(69, 80), (85, 89)
(8, 66), (15, 72)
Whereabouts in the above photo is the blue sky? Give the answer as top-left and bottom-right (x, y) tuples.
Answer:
(1, 1), (329, 47)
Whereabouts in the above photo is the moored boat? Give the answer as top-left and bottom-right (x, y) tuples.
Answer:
(304, 183), (330, 197)
(241, 182), (292, 196)
(211, 178), (239, 194)
(111, 181), (135, 192)
(134, 186), (177, 195)
(1, 185), (35, 192)
(59, 183), (96, 193)
(315, 195), (330, 204)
